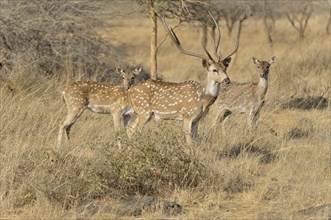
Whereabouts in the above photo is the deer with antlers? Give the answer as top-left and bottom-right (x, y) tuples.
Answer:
(57, 66), (142, 149)
(126, 12), (241, 145)
(214, 56), (276, 131)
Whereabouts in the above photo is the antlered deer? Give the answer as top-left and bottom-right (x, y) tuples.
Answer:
(57, 66), (142, 149)
(127, 12), (240, 145)
(215, 57), (275, 130)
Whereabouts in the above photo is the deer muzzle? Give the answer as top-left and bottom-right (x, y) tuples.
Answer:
(223, 77), (230, 84)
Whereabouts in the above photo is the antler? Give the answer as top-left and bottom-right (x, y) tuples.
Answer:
(223, 15), (246, 60)
(201, 39), (214, 61)
(208, 11), (221, 61)
(160, 15), (212, 60)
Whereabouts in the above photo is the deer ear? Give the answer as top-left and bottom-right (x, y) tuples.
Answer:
(202, 59), (209, 68)
(134, 66), (142, 75)
(269, 56), (276, 65)
(252, 57), (260, 65)
(116, 67), (125, 76)
(222, 57), (231, 68)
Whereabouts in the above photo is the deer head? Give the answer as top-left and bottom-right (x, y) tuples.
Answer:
(252, 56), (276, 78)
(160, 11), (239, 86)
(202, 58), (231, 84)
(116, 66), (142, 90)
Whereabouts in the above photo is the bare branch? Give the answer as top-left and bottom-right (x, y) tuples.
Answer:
(286, 1), (313, 39)
(286, 13), (300, 31)
(223, 14), (246, 60)
(156, 22), (181, 53)
(160, 15), (208, 60)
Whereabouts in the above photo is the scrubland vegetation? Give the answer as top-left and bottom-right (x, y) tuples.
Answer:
(0, 1), (330, 219)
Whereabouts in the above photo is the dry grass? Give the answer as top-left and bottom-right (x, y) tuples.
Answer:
(0, 9), (330, 220)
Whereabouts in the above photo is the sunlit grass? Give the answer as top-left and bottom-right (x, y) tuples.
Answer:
(0, 10), (330, 219)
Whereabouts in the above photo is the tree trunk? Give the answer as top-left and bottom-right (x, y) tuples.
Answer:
(326, 9), (331, 35)
(286, 2), (313, 40)
(147, 0), (157, 80)
(233, 22), (243, 64)
(224, 16), (234, 36)
(263, 16), (273, 45)
(263, 0), (273, 46)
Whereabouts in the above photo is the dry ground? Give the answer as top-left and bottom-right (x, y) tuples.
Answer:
(0, 10), (330, 219)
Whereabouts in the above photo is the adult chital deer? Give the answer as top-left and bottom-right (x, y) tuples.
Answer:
(57, 66), (142, 149)
(215, 57), (275, 130)
(126, 12), (240, 145)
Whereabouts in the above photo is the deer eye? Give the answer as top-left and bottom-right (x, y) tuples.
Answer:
(212, 69), (218, 73)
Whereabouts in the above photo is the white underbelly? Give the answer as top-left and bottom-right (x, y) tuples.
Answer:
(154, 110), (182, 121)
(88, 104), (113, 113)
(232, 105), (247, 114)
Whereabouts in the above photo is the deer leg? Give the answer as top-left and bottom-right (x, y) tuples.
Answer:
(137, 113), (152, 133)
(203, 109), (227, 141)
(218, 110), (232, 135)
(252, 111), (260, 129)
(183, 119), (193, 145)
(123, 114), (132, 130)
(127, 115), (139, 139)
(113, 112), (123, 149)
(57, 127), (65, 149)
(213, 109), (230, 125)
(65, 109), (85, 142)
(65, 124), (73, 141)
(57, 108), (84, 149)
(221, 114), (231, 134)
(192, 121), (199, 140)
(127, 113), (152, 139)
(248, 109), (259, 130)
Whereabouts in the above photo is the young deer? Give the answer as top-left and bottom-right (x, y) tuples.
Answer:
(57, 66), (142, 149)
(126, 13), (240, 145)
(215, 57), (275, 130)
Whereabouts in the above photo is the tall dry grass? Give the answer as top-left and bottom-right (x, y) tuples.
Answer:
(0, 11), (330, 219)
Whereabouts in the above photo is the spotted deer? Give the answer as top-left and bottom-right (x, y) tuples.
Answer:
(126, 12), (240, 145)
(215, 57), (275, 130)
(57, 66), (142, 149)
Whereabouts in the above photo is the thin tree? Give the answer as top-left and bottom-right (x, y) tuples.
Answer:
(327, 1), (331, 35)
(286, 1), (313, 39)
(263, 0), (273, 46)
(135, 0), (207, 79)
(147, 0), (157, 79)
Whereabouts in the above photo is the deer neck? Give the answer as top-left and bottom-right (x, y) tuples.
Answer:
(257, 75), (268, 101)
(201, 78), (220, 112)
(204, 78), (220, 98)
